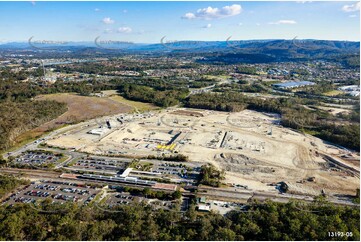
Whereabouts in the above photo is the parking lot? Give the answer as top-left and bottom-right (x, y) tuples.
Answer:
(151, 162), (200, 183)
(105, 192), (142, 206)
(2, 180), (100, 206)
(67, 156), (129, 173)
(103, 192), (177, 211)
(14, 151), (64, 168)
(199, 200), (244, 215)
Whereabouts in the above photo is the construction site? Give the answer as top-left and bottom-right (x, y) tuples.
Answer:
(45, 108), (360, 197)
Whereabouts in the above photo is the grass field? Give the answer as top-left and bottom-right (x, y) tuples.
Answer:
(10, 93), (133, 147)
(34, 93), (132, 130)
(8, 92), (158, 153)
(102, 90), (158, 112)
(323, 90), (343, 96)
(202, 75), (231, 80)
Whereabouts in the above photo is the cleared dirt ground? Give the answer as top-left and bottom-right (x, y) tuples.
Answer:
(46, 108), (360, 197)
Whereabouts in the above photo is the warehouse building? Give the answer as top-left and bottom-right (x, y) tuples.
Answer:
(272, 81), (315, 89)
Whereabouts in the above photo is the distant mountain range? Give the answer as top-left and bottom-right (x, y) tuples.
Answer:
(1, 39), (359, 51)
(0, 39), (359, 65)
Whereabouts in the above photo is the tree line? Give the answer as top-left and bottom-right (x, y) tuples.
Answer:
(0, 197), (358, 241)
(0, 100), (67, 153)
(199, 164), (225, 187)
(118, 83), (189, 108)
(0, 175), (30, 199)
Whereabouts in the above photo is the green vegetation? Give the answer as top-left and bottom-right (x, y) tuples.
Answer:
(236, 66), (257, 75)
(189, 77), (216, 88)
(146, 154), (189, 162)
(118, 83), (189, 108)
(0, 175), (30, 199)
(214, 82), (268, 93)
(0, 101), (67, 153)
(0, 69), (113, 101)
(128, 159), (153, 171)
(353, 189), (360, 204)
(122, 187), (180, 201)
(0, 199), (358, 240)
(297, 81), (334, 95)
(342, 55), (360, 68)
(199, 164), (225, 187)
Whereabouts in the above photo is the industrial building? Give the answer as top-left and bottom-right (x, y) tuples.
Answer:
(272, 81), (315, 89)
(338, 85), (360, 96)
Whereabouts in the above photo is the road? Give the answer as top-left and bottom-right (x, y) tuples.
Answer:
(198, 186), (358, 207)
(0, 168), (358, 208)
(2, 103), (358, 208)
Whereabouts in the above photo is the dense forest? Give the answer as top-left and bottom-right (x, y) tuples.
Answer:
(0, 176), (359, 241)
(0, 69), (119, 154)
(0, 197), (359, 241)
(0, 175), (29, 199)
(199, 164), (226, 187)
(0, 100), (67, 152)
(118, 83), (189, 107)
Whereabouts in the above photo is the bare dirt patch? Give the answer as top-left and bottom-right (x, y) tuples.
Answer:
(171, 110), (204, 117)
(46, 108), (359, 196)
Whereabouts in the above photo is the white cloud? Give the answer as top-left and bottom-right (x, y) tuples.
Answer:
(117, 27), (132, 33)
(183, 13), (196, 19)
(94, 8), (101, 12)
(182, 4), (242, 20)
(102, 17), (115, 24)
(342, 2), (360, 12)
(203, 23), (212, 28)
(268, 20), (297, 25)
(349, 14), (357, 18)
(238, 22), (243, 26)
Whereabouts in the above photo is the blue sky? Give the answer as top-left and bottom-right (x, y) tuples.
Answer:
(0, 1), (359, 43)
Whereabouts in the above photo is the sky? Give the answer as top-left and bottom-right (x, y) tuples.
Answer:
(0, 1), (359, 43)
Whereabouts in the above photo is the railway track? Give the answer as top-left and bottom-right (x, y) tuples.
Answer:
(1, 168), (357, 207)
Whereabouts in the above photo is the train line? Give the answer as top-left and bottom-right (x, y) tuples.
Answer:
(1, 168), (357, 207)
